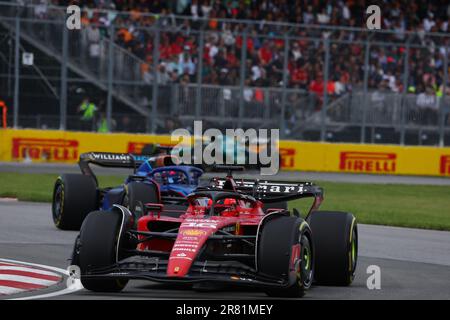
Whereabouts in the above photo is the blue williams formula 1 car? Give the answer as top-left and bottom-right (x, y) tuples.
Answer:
(52, 152), (204, 230)
(146, 166), (204, 197)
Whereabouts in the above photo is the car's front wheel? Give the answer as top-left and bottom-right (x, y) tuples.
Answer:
(257, 214), (314, 297)
(77, 210), (128, 292)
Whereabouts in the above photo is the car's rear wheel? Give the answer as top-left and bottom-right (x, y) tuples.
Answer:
(123, 182), (159, 220)
(52, 174), (98, 230)
(257, 214), (313, 297)
(307, 211), (358, 286)
(77, 210), (128, 292)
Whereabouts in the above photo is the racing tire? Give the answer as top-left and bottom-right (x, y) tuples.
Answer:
(77, 210), (128, 292)
(52, 174), (98, 230)
(307, 211), (357, 286)
(257, 214), (314, 298)
(123, 182), (159, 219)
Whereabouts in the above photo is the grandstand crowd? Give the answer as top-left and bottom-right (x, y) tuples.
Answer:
(48, 0), (450, 101)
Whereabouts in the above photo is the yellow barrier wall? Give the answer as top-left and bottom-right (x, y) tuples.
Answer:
(279, 140), (450, 176)
(1, 129), (450, 177)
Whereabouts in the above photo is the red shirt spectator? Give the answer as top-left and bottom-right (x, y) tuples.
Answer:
(170, 42), (183, 57)
(254, 89), (264, 102)
(226, 51), (238, 68)
(309, 80), (335, 95)
(258, 46), (273, 65)
(291, 67), (308, 85)
(159, 43), (171, 59)
(274, 39), (284, 50)
(236, 36), (254, 53)
(203, 44), (213, 65)
(340, 71), (350, 84)
(309, 80), (324, 95)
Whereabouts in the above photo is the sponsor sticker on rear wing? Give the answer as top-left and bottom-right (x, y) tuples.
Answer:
(210, 178), (323, 203)
(80, 152), (149, 168)
(78, 152), (179, 183)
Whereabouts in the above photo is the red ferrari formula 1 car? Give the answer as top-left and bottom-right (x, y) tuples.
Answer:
(71, 166), (358, 297)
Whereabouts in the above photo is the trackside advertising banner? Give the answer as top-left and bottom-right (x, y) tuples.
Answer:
(1, 129), (450, 177)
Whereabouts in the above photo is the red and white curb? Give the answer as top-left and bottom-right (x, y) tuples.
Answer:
(0, 258), (83, 300)
(0, 261), (61, 295)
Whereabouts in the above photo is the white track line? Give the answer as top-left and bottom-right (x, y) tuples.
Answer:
(0, 258), (83, 300)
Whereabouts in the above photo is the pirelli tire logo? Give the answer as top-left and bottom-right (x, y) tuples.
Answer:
(440, 155), (450, 176)
(339, 151), (397, 173)
(12, 138), (79, 161)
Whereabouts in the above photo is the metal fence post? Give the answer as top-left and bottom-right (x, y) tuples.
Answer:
(150, 22), (160, 133)
(195, 29), (205, 119)
(280, 35), (290, 138)
(13, 13), (20, 128)
(238, 28), (248, 129)
(106, 24), (115, 132)
(400, 40), (410, 145)
(320, 36), (330, 141)
(360, 39), (371, 143)
(60, 19), (68, 130)
(439, 44), (448, 147)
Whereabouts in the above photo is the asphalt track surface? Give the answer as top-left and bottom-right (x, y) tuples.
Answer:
(2, 161), (450, 185)
(0, 200), (449, 300)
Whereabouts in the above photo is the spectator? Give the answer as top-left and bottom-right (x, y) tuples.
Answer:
(34, 0), (48, 19)
(157, 63), (171, 85)
(416, 86), (439, 125)
(156, 118), (178, 134)
(97, 113), (109, 133)
(86, 23), (101, 69)
(258, 40), (273, 66)
(78, 97), (97, 131)
(269, 53), (284, 85)
(178, 51), (196, 79)
(291, 41), (302, 62)
(243, 79), (253, 102)
(250, 62), (262, 83)
(52, 0), (450, 105)
(118, 115), (132, 132)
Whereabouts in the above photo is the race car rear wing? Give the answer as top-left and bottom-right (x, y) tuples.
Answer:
(210, 177), (324, 214)
(78, 152), (178, 185)
(210, 178), (323, 201)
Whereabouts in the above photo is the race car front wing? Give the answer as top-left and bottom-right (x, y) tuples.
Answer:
(80, 256), (295, 289)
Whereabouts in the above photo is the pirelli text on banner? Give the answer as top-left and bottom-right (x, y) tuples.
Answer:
(339, 151), (396, 174)
(12, 138), (79, 162)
